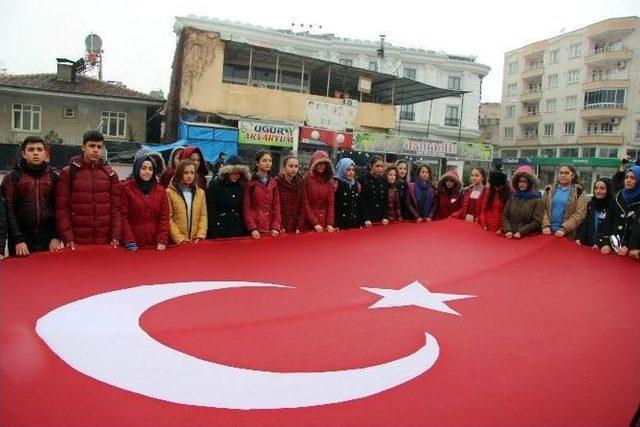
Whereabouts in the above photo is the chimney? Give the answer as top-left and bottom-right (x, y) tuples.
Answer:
(56, 58), (76, 83)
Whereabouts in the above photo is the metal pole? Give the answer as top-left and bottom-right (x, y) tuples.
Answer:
(275, 54), (279, 89)
(391, 83), (395, 105)
(458, 93), (465, 142)
(326, 67), (331, 97)
(426, 99), (433, 138)
(248, 48), (253, 86)
(300, 61), (305, 93)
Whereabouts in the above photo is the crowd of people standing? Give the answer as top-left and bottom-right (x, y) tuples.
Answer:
(1, 131), (639, 261)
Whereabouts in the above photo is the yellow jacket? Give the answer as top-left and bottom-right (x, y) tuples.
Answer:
(166, 183), (207, 244)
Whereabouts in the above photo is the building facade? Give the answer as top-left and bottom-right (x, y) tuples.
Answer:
(479, 102), (500, 144)
(498, 16), (640, 186)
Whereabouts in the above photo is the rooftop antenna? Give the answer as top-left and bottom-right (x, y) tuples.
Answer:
(84, 33), (103, 80)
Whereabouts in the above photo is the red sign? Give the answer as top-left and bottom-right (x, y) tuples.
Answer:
(300, 126), (353, 149)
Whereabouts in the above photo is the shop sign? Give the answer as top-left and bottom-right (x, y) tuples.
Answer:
(300, 126), (353, 149)
(305, 100), (356, 131)
(238, 121), (297, 148)
(354, 132), (457, 158)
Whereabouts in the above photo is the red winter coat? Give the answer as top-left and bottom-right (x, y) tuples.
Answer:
(275, 173), (305, 233)
(479, 192), (509, 232)
(243, 176), (282, 234)
(121, 180), (170, 247)
(303, 150), (335, 229)
(56, 156), (121, 245)
(435, 189), (462, 220)
(451, 185), (487, 222)
(179, 146), (209, 190)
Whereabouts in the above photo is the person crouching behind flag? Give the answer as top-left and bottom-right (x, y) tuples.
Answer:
(435, 169), (462, 220)
(359, 155), (389, 227)
(275, 156), (305, 234)
(479, 170), (511, 234)
(166, 159), (207, 245)
(575, 178), (612, 249)
(541, 164), (587, 239)
(334, 158), (363, 230)
(407, 163), (437, 223)
(206, 155), (250, 239)
(303, 150), (335, 233)
(120, 155), (170, 251)
(501, 165), (543, 239)
(450, 167), (487, 223)
(244, 151), (281, 240)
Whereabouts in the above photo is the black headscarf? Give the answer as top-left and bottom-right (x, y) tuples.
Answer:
(591, 177), (613, 211)
(133, 156), (157, 195)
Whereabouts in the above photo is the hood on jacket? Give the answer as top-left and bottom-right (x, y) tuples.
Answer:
(134, 148), (165, 177)
(307, 150), (333, 181)
(168, 146), (185, 168)
(511, 165), (539, 192)
(217, 155), (251, 182)
(179, 146), (209, 177)
(437, 169), (462, 191)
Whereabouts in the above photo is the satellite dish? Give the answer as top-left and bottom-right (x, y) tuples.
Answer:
(85, 34), (103, 53)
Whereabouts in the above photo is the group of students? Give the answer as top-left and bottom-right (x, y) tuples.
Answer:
(1, 130), (640, 261)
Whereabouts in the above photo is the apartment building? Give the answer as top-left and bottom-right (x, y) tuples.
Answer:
(498, 16), (639, 186)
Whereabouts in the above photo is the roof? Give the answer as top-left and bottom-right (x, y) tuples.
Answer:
(222, 39), (467, 105)
(0, 74), (164, 103)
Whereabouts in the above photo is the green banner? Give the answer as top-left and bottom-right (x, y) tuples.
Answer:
(530, 157), (620, 167)
(456, 142), (494, 161)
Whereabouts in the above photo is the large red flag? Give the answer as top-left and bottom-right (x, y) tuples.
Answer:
(1, 220), (638, 426)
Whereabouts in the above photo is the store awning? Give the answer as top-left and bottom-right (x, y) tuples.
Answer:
(221, 39), (467, 105)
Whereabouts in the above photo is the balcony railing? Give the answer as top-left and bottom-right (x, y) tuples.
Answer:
(594, 45), (628, 54)
(583, 130), (620, 136)
(584, 102), (624, 110)
(526, 87), (542, 94)
(523, 111), (540, 116)
(399, 111), (415, 121)
(524, 64), (544, 72)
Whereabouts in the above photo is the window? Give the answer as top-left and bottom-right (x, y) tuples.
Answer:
(565, 96), (577, 110)
(541, 148), (556, 158)
(548, 49), (560, 63)
(591, 67), (618, 82)
(584, 89), (626, 109)
(63, 106), (75, 118)
(524, 103), (539, 116)
(12, 103), (41, 131)
(448, 76), (461, 90)
(544, 123), (554, 136)
(404, 68), (416, 79)
(545, 99), (556, 112)
(627, 148), (640, 159)
(567, 69), (580, 84)
(399, 104), (415, 121)
(569, 43), (582, 58)
(368, 61), (378, 72)
(564, 122), (575, 135)
(547, 74), (558, 88)
(508, 61), (519, 74)
(100, 111), (126, 138)
(505, 105), (515, 118)
(521, 149), (538, 157)
(524, 126), (538, 138)
(636, 121), (640, 140)
(599, 148), (618, 158)
(560, 148), (579, 157)
(582, 147), (596, 157)
(504, 127), (514, 139)
(445, 106), (459, 127)
(527, 82), (542, 93)
(501, 149), (518, 158)
(339, 59), (353, 66)
(507, 83), (518, 96)
(586, 121), (613, 134)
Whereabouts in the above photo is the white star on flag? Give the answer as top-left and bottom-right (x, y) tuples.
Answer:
(361, 280), (476, 316)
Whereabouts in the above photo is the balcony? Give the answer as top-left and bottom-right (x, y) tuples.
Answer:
(582, 78), (630, 91)
(584, 47), (633, 65)
(518, 112), (541, 125)
(522, 41), (547, 57)
(521, 65), (544, 80)
(576, 132), (623, 145)
(516, 135), (539, 144)
(580, 103), (626, 119)
(587, 17), (637, 38)
(520, 88), (543, 102)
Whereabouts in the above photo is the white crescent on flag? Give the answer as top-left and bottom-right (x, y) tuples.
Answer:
(35, 281), (440, 409)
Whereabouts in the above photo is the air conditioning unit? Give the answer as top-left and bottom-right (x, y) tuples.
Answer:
(616, 61), (627, 69)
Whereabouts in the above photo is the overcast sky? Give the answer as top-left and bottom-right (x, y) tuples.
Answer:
(0, 0), (637, 102)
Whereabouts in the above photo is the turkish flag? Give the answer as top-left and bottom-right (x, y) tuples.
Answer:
(1, 221), (638, 426)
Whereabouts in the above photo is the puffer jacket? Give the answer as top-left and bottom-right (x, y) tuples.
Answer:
(0, 159), (59, 252)
(121, 180), (170, 247)
(541, 184), (588, 239)
(275, 173), (305, 233)
(501, 197), (543, 235)
(206, 162), (251, 239)
(56, 156), (121, 245)
(166, 182), (207, 243)
(244, 175), (281, 234)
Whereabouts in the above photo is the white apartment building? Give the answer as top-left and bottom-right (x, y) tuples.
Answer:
(174, 16), (491, 144)
(498, 16), (640, 187)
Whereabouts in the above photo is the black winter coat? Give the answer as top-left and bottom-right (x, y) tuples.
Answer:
(575, 198), (610, 247)
(0, 196), (7, 255)
(358, 172), (388, 222)
(334, 179), (363, 230)
(206, 178), (247, 238)
(602, 190), (640, 248)
(0, 161), (58, 253)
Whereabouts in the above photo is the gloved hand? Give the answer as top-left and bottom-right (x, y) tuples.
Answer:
(124, 242), (138, 251)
